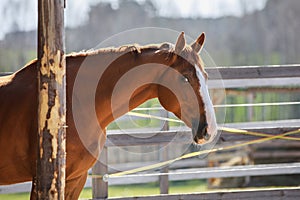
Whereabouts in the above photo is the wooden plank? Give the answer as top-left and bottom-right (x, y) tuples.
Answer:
(2, 163), (300, 193)
(105, 130), (191, 146)
(168, 163), (300, 180)
(105, 120), (300, 146)
(206, 65), (300, 80)
(106, 159), (207, 174)
(36, 0), (66, 199)
(2, 64), (300, 80)
(221, 120), (300, 142)
(251, 140), (300, 148)
(209, 77), (300, 89)
(105, 162), (300, 183)
(107, 187), (300, 200)
(2, 74), (300, 89)
(220, 127), (300, 142)
(253, 151), (300, 159)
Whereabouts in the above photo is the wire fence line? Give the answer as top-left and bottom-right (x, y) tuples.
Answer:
(133, 101), (300, 111)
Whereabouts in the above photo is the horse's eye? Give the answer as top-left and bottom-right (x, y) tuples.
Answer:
(182, 76), (189, 83)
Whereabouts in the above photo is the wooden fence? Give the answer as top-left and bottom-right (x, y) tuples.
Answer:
(91, 64), (300, 199)
(1, 65), (300, 199)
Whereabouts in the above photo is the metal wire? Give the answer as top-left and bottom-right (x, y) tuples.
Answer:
(132, 101), (300, 110)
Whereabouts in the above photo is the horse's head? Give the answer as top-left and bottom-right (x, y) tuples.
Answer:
(157, 32), (218, 145)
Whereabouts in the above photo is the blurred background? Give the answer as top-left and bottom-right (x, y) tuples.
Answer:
(0, 0), (299, 199)
(0, 0), (299, 72)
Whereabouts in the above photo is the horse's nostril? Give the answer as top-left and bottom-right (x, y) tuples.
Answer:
(202, 125), (210, 141)
(192, 120), (210, 143)
(203, 131), (210, 140)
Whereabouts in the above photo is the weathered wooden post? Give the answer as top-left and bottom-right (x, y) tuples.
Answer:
(36, 0), (66, 199)
(92, 147), (108, 199)
(159, 110), (169, 194)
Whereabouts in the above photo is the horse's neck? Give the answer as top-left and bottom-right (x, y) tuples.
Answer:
(87, 47), (170, 128)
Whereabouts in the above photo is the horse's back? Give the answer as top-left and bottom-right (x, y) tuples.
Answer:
(0, 63), (38, 185)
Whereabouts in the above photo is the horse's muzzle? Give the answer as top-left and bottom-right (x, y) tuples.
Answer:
(192, 120), (210, 144)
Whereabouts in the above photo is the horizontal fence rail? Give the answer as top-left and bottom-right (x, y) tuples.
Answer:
(206, 64), (300, 79)
(2, 64), (300, 79)
(3, 65), (300, 89)
(106, 162), (300, 183)
(109, 187), (300, 200)
(105, 120), (300, 146)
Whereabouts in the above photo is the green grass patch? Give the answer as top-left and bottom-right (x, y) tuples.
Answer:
(80, 180), (207, 199)
(0, 180), (206, 200)
(0, 192), (30, 200)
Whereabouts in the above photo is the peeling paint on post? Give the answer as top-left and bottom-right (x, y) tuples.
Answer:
(37, 0), (66, 199)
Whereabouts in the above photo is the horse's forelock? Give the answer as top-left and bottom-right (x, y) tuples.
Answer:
(178, 46), (206, 76)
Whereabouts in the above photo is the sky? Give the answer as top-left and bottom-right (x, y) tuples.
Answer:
(0, 0), (267, 40)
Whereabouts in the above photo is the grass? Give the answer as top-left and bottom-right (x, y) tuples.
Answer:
(0, 180), (207, 199)
(0, 192), (30, 200)
(81, 180), (207, 199)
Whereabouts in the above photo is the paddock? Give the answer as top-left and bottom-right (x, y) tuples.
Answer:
(1, 64), (299, 199)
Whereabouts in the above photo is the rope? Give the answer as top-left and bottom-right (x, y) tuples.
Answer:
(127, 111), (183, 123)
(220, 127), (300, 141)
(90, 128), (300, 181)
(132, 101), (300, 110)
(127, 111), (300, 141)
(89, 111), (300, 181)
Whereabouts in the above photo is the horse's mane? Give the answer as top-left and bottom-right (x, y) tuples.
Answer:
(10, 42), (205, 80)
(67, 42), (205, 75)
(67, 43), (171, 57)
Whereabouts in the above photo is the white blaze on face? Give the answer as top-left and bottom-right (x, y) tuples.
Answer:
(194, 65), (218, 143)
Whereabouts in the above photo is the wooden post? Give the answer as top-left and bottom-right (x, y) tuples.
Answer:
(159, 110), (169, 194)
(92, 147), (108, 199)
(36, 0), (66, 199)
(247, 92), (254, 121)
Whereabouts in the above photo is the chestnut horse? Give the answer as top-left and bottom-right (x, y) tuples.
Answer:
(0, 32), (217, 199)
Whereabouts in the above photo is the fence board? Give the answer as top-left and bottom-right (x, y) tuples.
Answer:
(105, 120), (300, 146)
(2, 162), (300, 193)
(105, 162), (300, 184)
(2, 64), (300, 80)
(209, 77), (300, 89)
(107, 187), (300, 200)
(206, 65), (300, 80)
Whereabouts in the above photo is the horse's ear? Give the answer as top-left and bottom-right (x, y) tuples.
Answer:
(191, 32), (205, 53)
(175, 32), (186, 54)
